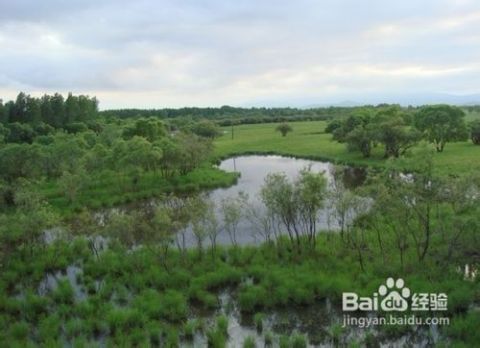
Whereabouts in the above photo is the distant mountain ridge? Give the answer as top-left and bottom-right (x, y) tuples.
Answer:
(303, 93), (480, 108)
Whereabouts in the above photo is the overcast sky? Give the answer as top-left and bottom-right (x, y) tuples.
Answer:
(1, 0), (480, 109)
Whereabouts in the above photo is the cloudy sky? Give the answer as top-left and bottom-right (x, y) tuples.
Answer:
(1, 0), (480, 109)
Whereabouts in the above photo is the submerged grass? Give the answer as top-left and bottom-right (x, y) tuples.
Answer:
(1, 234), (477, 346)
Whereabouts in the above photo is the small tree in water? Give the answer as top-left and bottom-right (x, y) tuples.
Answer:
(276, 123), (293, 137)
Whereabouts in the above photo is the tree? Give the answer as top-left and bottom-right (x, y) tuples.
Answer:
(276, 123), (293, 137)
(25, 96), (42, 124)
(345, 126), (373, 158)
(295, 167), (328, 246)
(65, 93), (80, 124)
(58, 169), (86, 204)
(0, 123), (10, 144)
(177, 133), (212, 175)
(50, 93), (66, 128)
(191, 119), (221, 138)
(260, 168), (327, 249)
(220, 195), (244, 246)
(414, 105), (468, 152)
(12, 92), (27, 123)
(0, 183), (59, 260)
(123, 118), (166, 142)
(374, 116), (420, 158)
(0, 100), (7, 124)
(157, 137), (182, 178)
(190, 196), (210, 258)
(469, 120), (480, 145)
(6, 122), (35, 143)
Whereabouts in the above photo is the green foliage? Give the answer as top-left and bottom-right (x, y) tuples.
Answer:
(254, 312), (265, 332)
(276, 122), (293, 136)
(191, 119), (222, 138)
(415, 105), (468, 152)
(469, 119), (480, 145)
(243, 336), (257, 348)
(264, 331), (274, 346)
(291, 333), (308, 348)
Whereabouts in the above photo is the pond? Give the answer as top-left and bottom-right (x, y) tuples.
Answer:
(180, 155), (367, 246)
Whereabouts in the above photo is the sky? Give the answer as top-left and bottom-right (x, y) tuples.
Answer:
(1, 0), (480, 109)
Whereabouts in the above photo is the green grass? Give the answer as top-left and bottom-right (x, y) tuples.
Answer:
(38, 166), (238, 216)
(0, 234), (478, 346)
(215, 121), (480, 176)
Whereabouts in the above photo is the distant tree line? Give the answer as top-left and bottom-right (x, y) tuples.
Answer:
(99, 105), (375, 126)
(0, 92), (98, 143)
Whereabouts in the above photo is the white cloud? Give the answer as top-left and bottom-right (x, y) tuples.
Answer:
(0, 0), (480, 107)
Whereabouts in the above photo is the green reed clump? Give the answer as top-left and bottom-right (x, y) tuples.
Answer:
(216, 315), (229, 336)
(238, 285), (267, 313)
(291, 333), (308, 348)
(264, 331), (274, 346)
(52, 279), (74, 304)
(254, 312), (265, 332)
(243, 335), (256, 348)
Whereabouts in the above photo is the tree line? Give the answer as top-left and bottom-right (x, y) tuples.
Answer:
(326, 104), (478, 158)
(0, 92), (98, 143)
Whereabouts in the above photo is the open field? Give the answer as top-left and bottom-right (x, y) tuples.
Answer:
(215, 120), (480, 176)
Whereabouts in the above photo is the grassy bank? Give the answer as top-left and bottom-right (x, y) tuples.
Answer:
(215, 121), (480, 175)
(38, 166), (239, 217)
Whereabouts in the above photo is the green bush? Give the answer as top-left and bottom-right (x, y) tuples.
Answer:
(254, 312), (265, 332)
(291, 333), (307, 348)
(243, 335), (256, 348)
(216, 315), (229, 336)
(238, 285), (267, 312)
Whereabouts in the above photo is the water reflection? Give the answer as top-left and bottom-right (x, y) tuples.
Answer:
(182, 155), (366, 246)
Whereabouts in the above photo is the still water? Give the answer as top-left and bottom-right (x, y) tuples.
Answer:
(181, 155), (366, 246)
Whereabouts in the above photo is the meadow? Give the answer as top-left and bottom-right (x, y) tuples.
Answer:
(215, 120), (480, 176)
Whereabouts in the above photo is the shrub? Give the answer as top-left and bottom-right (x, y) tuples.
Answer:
(264, 331), (274, 346)
(183, 320), (197, 340)
(206, 328), (226, 348)
(279, 335), (290, 348)
(291, 333), (307, 348)
(52, 279), (75, 304)
(106, 308), (146, 334)
(134, 289), (187, 322)
(38, 314), (61, 342)
(243, 336), (256, 348)
(238, 285), (267, 312)
(9, 321), (29, 341)
(216, 315), (229, 336)
(446, 311), (480, 345)
(254, 313), (265, 332)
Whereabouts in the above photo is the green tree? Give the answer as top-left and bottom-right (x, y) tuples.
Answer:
(345, 126), (373, 158)
(374, 116), (420, 158)
(0, 99), (6, 124)
(220, 195), (244, 246)
(260, 168), (327, 249)
(414, 105), (468, 152)
(50, 93), (66, 128)
(25, 96), (42, 124)
(0, 123), (10, 144)
(469, 120), (480, 145)
(191, 119), (221, 138)
(12, 92), (27, 123)
(275, 123), (293, 137)
(123, 118), (166, 142)
(58, 169), (86, 204)
(65, 93), (80, 124)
